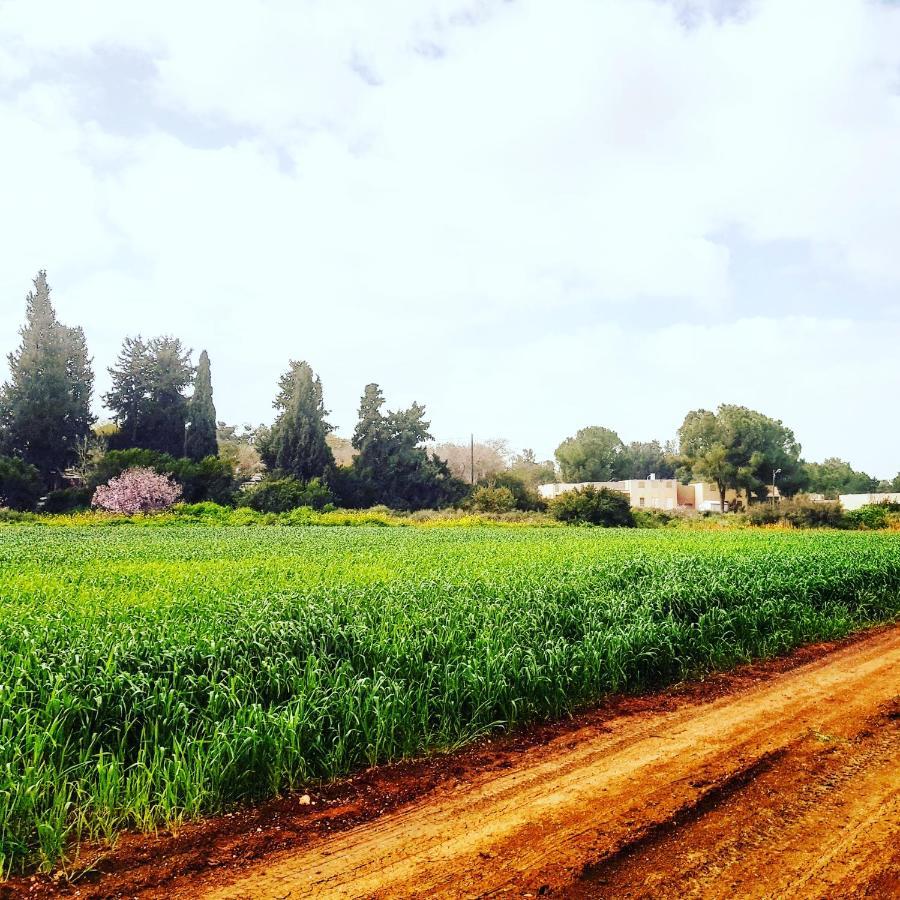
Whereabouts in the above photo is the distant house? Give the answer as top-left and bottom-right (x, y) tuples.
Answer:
(538, 476), (743, 512)
(839, 492), (900, 511)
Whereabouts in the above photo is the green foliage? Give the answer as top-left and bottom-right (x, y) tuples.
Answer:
(0, 272), (94, 483)
(804, 458), (878, 499)
(747, 498), (846, 529)
(632, 507), (675, 528)
(843, 502), (900, 531)
(476, 471), (546, 511)
(0, 455), (43, 510)
(507, 448), (557, 489)
(348, 383), (467, 510)
(471, 485), (516, 513)
(555, 426), (624, 482)
(239, 476), (333, 513)
(548, 486), (634, 527)
(553, 431), (677, 483)
(258, 361), (334, 481)
(105, 336), (195, 457)
(42, 487), (92, 514)
(618, 440), (677, 480)
(678, 405), (806, 506)
(0, 527), (897, 872)
(184, 350), (218, 461)
(91, 450), (237, 505)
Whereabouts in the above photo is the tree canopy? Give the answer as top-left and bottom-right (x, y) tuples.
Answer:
(618, 440), (677, 480)
(678, 404), (806, 508)
(804, 457), (877, 499)
(348, 384), (465, 510)
(555, 426), (625, 482)
(105, 336), (194, 457)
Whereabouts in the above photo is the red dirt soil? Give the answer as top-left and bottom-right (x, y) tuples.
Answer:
(5, 624), (899, 899)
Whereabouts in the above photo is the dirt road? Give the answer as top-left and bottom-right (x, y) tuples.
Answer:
(198, 626), (900, 899)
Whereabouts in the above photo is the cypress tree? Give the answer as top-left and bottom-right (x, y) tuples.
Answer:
(185, 350), (218, 461)
(0, 271), (94, 484)
(352, 383), (387, 456)
(259, 360), (334, 480)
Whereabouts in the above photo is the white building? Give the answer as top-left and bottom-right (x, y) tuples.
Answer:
(538, 477), (741, 512)
(838, 492), (900, 511)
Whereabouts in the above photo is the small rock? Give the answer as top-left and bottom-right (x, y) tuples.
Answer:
(299, 794), (312, 805)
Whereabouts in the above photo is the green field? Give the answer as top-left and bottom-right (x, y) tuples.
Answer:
(1, 526), (899, 873)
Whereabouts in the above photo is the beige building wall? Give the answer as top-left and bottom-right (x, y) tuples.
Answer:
(538, 478), (740, 512)
(538, 479), (739, 511)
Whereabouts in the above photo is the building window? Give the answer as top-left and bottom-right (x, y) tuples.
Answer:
(639, 497), (645, 507)
(637, 481), (645, 488)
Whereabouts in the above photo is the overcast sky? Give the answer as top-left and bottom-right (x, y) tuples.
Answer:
(1, 0), (899, 476)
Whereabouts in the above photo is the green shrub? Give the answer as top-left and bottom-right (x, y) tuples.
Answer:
(479, 471), (546, 511)
(42, 487), (93, 513)
(239, 476), (333, 513)
(471, 485), (516, 513)
(548, 486), (634, 527)
(0, 456), (43, 511)
(91, 450), (237, 505)
(748, 497), (845, 529)
(632, 507), (675, 528)
(844, 501), (900, 530)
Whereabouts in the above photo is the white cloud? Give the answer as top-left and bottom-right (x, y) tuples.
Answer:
(0, 0), (899, 475)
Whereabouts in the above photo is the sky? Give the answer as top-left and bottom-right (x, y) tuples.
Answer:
(1, 0), (899, 476)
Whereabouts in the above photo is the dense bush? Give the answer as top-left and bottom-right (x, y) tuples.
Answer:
(92, 467), (183, 514)
(42, 487), (93, 513)
(632, 507), (675, 528)
(91, 449), (237, 505)
(843, 502), (900, 530)
(239, 476), (333, 513)
(481, 471), (546, 511)
(0, 455), (43, 511)
(470, 485), (516, 513)
(748, 497), (845, 529)
(548, 486), (634, 527)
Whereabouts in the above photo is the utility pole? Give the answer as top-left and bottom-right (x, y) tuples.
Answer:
(470, 433), (475, 485)
(771, 467), (782, 505)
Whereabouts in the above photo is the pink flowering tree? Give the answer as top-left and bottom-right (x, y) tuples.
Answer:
(91, 467), (182, 514)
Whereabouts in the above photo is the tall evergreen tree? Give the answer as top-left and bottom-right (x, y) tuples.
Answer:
(349, 384), (465, 510)
(104, 336), (150, 446)
(352, 383), (387, 456)
(0, 271), (94, 484)
(184, 350), (218, 461)
(258, 360), (334, 480)
(105, 336), (193, 457)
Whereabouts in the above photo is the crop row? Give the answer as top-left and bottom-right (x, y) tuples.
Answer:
(0, 526), (898, 873)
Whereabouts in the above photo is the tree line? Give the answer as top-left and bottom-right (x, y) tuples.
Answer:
(553, 411), (899, 507)
(0, 272), (466, 511)
(1, 272), (897, 512)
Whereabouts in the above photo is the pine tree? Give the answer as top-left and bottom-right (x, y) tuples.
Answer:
(104, 336), (150, 446)
(105, 336), (193, 457)
(144, 337), (194, 457)
(0, 271), (94, 484)
(259, 361), (334, 480)
(348, 384), (465, 510)
(185, 350), (218, 461)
